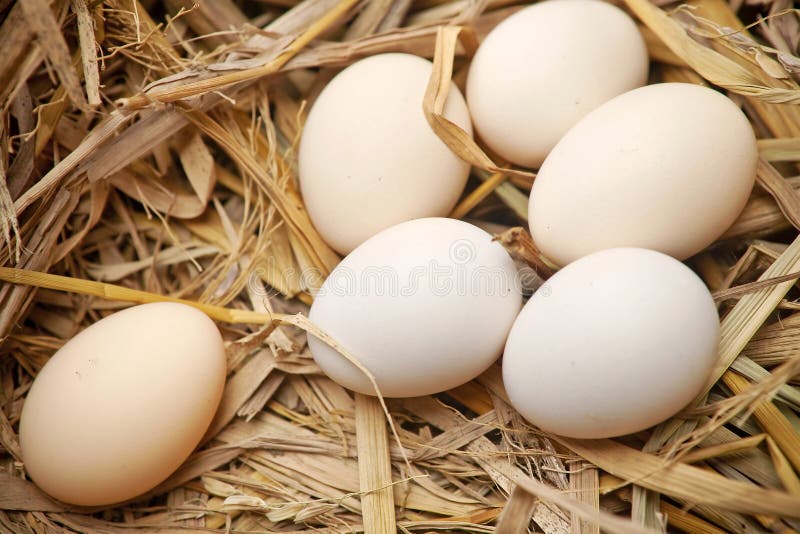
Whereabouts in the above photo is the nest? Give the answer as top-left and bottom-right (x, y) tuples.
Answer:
(2, 0), (800, 532)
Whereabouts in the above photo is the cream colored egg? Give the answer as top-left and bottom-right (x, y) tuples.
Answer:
(502, 248), (719, 439)
(308, 218), (522, 397)
(466, 0), (648, 168)
(20, 303), (226, 506)
(529, 83), (758, 266)
(299, 53), (472, 255)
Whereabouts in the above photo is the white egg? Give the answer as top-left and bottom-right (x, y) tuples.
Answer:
(529, 83), (758, 267)
(308, 218), (522, 397)
(502, 248), (719, 439)
(466, 0), (648, 168)
(299, 53), (472, 255)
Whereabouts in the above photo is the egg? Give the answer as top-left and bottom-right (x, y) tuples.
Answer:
(529, 82), (758, 267)
(19, 302), (226, 506)
(466, 0), (648, 168)
(299, 53), (472, 255)
(502, 248), (719, 439)
(308, 217), (522, 397)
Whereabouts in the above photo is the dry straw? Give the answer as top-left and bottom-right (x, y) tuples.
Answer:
(1, 0), (800, 532)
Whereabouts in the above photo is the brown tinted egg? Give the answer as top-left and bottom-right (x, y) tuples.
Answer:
(19, 302), (226, 506)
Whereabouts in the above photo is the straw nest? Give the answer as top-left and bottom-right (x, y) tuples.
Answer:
(2, 0), (800, 532)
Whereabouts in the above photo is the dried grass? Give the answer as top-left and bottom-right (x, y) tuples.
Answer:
(1, 0), (800, 532)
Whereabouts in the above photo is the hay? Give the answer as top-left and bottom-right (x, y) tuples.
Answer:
(1, 0), (800, 532)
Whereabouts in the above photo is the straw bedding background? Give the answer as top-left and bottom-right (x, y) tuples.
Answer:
(1, 0), (800, 532)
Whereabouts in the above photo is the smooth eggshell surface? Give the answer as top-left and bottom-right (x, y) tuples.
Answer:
(502, 248), (719, 439)
(299, 53), (472, 255)
(466, 0), (648, 168)
(308, 218), (522, 397)
(20, 302), (226, 506)
(529, 82), (758, 267)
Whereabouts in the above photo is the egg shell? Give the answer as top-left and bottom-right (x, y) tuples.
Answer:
(299, 53), (472, 255)
(529, 82), (758, 267)
(19, 302), (226, 506)
(502, 248), (719, 439)
(466, 0), (648, 168)
(308, 217), (522, 397)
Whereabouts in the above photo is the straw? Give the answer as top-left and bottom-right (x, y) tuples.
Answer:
(2, 0), (800, 532)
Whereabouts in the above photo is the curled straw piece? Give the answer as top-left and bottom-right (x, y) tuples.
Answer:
(0, 267), (412, 469)
(624, 0), (800, 104)
(119, 0), (363, 109)
(423, 25), (535, 181)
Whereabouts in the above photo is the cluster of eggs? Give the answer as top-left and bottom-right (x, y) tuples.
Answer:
(303, 0), (754, 437)
(18, 0), (757, 508)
